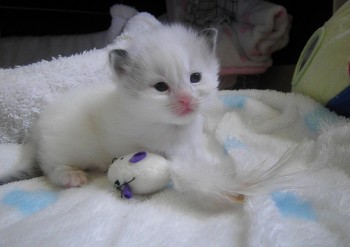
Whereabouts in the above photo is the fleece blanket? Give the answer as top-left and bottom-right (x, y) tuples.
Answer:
(1, 90), (350, 246)
(1, 11), (350, 247)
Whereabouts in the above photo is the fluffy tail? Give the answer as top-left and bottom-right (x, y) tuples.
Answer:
(170, 143), (312, 209)
(0, 142), (42, 185)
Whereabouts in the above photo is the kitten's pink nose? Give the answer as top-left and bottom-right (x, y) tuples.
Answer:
(174, 93), (196, 116)
(177, 93), (192, 108)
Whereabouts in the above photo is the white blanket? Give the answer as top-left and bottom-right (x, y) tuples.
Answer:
(1, 89), (350, 246)
(1, 11), (350, 247)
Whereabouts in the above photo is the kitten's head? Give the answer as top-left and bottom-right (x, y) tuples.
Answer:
(109, 24), (219, 125)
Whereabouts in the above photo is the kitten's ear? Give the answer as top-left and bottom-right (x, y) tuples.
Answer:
(109, 49), (131, 75)
(198, 28), (218, 53)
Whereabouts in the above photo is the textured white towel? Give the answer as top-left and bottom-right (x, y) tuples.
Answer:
(0, 4), (137, 69)
(0, 12), (159, 143)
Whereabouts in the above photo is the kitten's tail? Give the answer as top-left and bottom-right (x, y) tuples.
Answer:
(0, 142), (42, 185)
(171, 144), (311, 209)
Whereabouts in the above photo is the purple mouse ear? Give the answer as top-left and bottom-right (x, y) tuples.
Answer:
(122, 184), (133, 199)
(129, 151), (147, 163)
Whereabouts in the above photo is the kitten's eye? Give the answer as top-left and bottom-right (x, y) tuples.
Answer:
(153, 82), (169, 92)
(190, 73), (201, 83)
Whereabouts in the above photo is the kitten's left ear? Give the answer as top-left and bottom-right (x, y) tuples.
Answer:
(198, 28), (218, 53)
(109, 49), (131, 75)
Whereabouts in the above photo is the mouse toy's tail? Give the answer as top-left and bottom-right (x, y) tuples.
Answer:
(0, 142), (42, 185)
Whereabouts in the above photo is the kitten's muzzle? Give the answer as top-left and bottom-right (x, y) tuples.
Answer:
(175, 93), (198, 116)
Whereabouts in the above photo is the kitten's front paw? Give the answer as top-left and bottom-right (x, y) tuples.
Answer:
(51, 168), (88, 188)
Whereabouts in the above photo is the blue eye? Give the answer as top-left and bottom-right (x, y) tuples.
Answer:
(154, 82), (169, 92)
(190, 73), (201, 83)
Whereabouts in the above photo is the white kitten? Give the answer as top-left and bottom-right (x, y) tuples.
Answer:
(0, 24), (220, 188)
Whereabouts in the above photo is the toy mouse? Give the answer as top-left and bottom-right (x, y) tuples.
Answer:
(107, 151), (171, 199)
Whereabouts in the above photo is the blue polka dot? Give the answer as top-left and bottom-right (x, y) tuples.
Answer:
(166, 181), (174, 189)
(304, 106), (338, 133)
(2, 189), (58, 216)
(271, 191), (317, 221)
(220, 95), (247, 109)
(224, 137), (245, 154)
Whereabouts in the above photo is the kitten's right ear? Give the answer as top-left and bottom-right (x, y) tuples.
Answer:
(198, 28), (218, 53)
(109, 49), (131, 75)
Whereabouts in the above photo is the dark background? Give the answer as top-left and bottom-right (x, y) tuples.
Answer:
(0, 0), (333, 65)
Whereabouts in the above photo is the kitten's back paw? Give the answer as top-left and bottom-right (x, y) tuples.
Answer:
(50, 167), (88, 188)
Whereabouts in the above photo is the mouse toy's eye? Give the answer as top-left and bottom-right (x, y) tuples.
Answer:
(153, 82), (169, 92)
(190, 73), (201, 83)
(115, 180), (121, 187)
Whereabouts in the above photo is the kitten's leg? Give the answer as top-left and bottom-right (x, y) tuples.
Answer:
(47, 165), (88, 188)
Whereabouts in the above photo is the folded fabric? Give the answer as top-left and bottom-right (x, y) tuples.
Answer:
(166, 0), (291, 75)
(232, 0), (291, 66)
(216, 23), (272, 75)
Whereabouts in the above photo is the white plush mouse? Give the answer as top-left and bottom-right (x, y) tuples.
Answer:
(107, 151), (171, 199)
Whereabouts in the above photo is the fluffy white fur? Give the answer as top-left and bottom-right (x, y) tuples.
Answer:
(4, 24), (220, 188)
